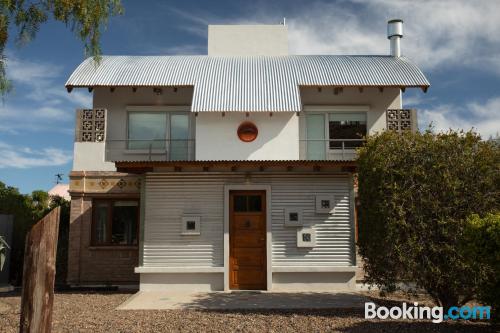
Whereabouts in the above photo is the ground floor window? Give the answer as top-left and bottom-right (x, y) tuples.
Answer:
(92, 199), (139, 246)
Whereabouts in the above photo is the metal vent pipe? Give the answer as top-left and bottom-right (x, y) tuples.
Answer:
(387, 19), (403, 57)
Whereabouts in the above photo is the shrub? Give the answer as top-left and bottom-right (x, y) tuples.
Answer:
(357, 129), (499, 309)
(462, 213), (500, 321)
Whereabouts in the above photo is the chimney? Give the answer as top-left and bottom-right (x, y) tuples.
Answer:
(387, 19), (403, 57)
(208, 25), (288, 56)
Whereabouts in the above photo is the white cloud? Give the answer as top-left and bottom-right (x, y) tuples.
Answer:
(0, 103), (75, 133)
(163, 44), (207, 55)
(69, 91), (92, 106)
(6, 57), (61, 83)
(419, 96), (500, 139)
(403, 95), (426, 107)
(285, 0), (500, 73)
(36, 106), (72, 120)
(0, 141), (72, 169)
(170, 1), (500, 74)
(0, 55), (91, 134)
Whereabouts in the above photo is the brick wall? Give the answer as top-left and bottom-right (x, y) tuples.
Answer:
(67, 196), (139, 285)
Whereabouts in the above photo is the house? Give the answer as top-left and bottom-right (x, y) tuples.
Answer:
(48, 184), (71, 201)
(65, 20), (429, 292)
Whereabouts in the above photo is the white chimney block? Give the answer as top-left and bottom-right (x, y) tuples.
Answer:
(387, 19), (403, 57)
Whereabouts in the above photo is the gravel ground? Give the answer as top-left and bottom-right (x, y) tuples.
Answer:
(0, 291), (496, 333)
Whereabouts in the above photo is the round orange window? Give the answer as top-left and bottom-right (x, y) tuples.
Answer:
(237, 121), (258, 142)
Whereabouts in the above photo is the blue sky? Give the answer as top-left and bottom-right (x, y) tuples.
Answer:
(0, 0), (499, 194)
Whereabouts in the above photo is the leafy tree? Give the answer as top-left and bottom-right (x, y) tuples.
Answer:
(0, 181), (70, 285)
(31, 189), (50, 219)
(357, 129), (500, 309)
(0, 0), (123, 93)
(0, 181), (35, 284)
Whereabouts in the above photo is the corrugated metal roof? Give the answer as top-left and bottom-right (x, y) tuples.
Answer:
(66, 55), (430, 112)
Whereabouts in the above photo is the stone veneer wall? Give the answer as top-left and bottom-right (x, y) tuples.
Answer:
(67, 172), (141, 285)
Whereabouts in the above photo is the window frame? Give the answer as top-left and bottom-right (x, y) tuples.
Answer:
(125, 106), (194, 160)
(91, 198), (140, 247)
(327, 112), (367, 149)
(125, 106), (193, 150)
(302, 105), (369, 159)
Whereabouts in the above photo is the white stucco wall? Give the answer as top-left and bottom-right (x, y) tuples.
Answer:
(72, 142), (116, 171)
(300, 87), (402, 135)
(208, 25), (288, 56)
(195, 112), (299, 160)
(80, 86), (402, 165)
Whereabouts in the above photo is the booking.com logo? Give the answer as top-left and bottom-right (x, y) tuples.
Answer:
(365, 302), (491, 324)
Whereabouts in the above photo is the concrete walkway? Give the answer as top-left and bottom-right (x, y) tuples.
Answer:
(118, 291), (369, 310)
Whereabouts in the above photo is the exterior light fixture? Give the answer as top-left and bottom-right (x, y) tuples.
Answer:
(153, 87), (162, 95)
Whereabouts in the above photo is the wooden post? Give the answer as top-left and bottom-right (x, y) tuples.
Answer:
(19, 207), (60, 333)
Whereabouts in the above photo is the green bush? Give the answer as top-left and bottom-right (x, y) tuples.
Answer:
(0, 182), (36, 285)
(357, 129), (499, 309)
(0, 181), (70, 285)
(462, 213), (500, 321)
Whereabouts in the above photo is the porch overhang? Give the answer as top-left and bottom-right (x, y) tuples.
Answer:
(115, 160), (357, 173)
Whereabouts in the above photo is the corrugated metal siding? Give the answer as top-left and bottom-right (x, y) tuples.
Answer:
(144, 175), (225, 267)
(142, 173), (353, 268)
(270, 176), (353, 267)
(66, 55), (429, 112)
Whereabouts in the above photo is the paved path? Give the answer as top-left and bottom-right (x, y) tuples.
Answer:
(118, 291), (369, 310)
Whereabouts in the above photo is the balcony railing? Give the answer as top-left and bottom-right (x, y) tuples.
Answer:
(105, 139), (195, 162)
(299, 139), (365, 161)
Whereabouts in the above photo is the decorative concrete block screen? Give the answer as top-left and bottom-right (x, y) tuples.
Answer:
(75, 109), (106, 142)
(386, 109), (417, 133)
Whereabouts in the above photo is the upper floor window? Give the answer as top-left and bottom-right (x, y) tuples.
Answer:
(328, 113), (367, 149)
(127, 111), (190, 160)
(305, 112), (367, 160)
(128, 112), (166, 149)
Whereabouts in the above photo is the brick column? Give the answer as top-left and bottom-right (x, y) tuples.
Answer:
(67, 197), (84, 284)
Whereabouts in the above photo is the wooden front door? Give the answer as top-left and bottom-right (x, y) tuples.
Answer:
(229, 191), (267, 290)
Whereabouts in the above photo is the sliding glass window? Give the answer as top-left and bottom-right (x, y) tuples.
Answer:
(306, 114), (326, 160)
(305, 112), (367, 159)
(127, 111), (191, 160)
(328, 113), (366, 149)
(128, 112), (167, 149)
(170, 114), (190, 160)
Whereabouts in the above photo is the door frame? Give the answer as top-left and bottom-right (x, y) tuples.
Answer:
(224, 185), (272, 291)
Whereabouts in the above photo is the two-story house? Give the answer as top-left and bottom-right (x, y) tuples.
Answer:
(65, 20), (429, 292)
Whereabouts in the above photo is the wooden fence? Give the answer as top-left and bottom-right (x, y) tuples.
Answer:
(19, 206), (60, 333)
